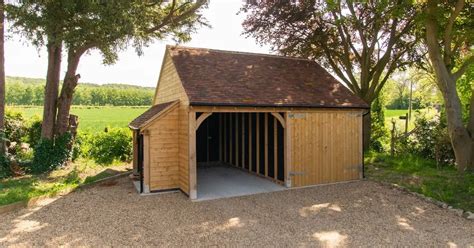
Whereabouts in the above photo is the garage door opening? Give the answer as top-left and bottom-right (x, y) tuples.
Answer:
(196, 112), (286, 200)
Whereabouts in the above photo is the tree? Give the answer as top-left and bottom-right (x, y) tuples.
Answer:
(7, 0), (208, 139)
(7, 1), (68, 139)
(242, 0), (421, 150)
(423, 0), (473, 171)
(56, 0), (207, 135)
(0, 0), (5, 154)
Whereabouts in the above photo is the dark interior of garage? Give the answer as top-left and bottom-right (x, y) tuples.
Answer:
(196, 112), (285, 183)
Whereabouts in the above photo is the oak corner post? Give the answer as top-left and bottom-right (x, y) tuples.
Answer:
(189, 111), (197, 200)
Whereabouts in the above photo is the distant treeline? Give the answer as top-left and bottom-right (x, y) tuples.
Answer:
(6, 76), (155, 106)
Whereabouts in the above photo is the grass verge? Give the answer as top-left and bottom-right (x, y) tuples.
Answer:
(365, 152), (474, 212)
(0, 159), (131, 206)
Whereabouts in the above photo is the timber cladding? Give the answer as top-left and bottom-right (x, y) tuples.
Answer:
(131, 46), (369, 199)
(146, 106), (180, 190)
(288, 110), (363, 187)
(153, 50), (190, 194)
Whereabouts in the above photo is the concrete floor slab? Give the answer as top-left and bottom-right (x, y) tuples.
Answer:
(196, 165), (285, 201)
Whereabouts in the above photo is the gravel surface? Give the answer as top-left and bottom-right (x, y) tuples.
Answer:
(1, 178), (473, 247)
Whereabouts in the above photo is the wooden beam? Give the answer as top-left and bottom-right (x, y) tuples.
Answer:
(143, 130), (151, 193)
(274, 118), (278, 180)
(256, 114), (260, 174)
(189, 112), (197, 200)
(219, 114), (223, 162)
(264, 113), (268, 177)
(190, 105), (366, 113)
(271, 112), (286, 128)
(224, 113), (227, 163)
(230, 113), (233, 165)
(235, 113), (239, 167)
(195, 112), (212, 131)
(284, 113), (292, 187)
(242, 113), (245, 168)
(248, 113), (252, 172)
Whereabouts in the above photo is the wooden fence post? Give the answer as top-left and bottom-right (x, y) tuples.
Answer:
(391, 118), (396, 157)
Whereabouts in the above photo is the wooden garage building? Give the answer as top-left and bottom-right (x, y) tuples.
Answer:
(129, 46), (369, 200)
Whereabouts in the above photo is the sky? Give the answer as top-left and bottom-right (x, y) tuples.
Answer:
(5, 0), (271, 87)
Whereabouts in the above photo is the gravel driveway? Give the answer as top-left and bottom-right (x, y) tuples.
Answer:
(1, 177), (473, 247)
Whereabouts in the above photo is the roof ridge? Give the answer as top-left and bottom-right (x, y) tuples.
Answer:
(166, 45), (315, 63)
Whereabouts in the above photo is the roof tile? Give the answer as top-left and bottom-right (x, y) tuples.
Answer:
(168, 46), (369, 108)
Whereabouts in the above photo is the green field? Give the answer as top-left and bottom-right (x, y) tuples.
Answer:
(385, 109), (409, 119)
(7, 106), (149, 132)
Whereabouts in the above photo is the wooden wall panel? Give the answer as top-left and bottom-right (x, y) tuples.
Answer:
(289, 110), (363, 187)
(146, 107), (180, 191)
(150, 51), (190, 194)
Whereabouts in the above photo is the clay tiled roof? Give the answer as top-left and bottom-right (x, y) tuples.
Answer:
(168, 46), (369, 109)
(129, 101), (178, 130)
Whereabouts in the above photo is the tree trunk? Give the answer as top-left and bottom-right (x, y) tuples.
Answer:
(363, 111), (371, 152)
(425, 4), (472, 171)
(56, 51), (81, 136)
(0, 0), (5, 154)
(467, 87), (474, 171)
(41, 42), (62, 140)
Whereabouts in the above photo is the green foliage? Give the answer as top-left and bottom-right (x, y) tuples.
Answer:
(397, 113), (454, 166)
(31, 134), (74, 174)
(456, 64), (473, 123)
(26, 117), (42, 148)
(0, 154), (12, 179)
(370, 96), (388, 152)
(242, 0), (421, 102)
(5, 76), (154, 106)
(366, 152), (474, 212)
(4, 109), (27, 144)
(88, 128), (132, 165)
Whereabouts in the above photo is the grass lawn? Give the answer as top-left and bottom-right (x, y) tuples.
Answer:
(0, 160), (131, 206)
(385, 109), (410, 119)
(7, 106), (149, 132)
(365, 152), (474, 212)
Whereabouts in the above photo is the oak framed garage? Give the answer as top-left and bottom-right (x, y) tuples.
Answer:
(129, 46), (369, 200)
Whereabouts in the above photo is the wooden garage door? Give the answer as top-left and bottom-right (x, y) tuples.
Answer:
(289, 110), (363, 187)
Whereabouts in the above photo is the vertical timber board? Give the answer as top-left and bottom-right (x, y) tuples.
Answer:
(219, 114), (223, 162)
(143, 131), (151, 193)
(230, 113), (233, 165)
(290, 110), (362, 187)
(242, 113), (245, 168)
(256, 114), (260, 174)
(249, 113), (252, 172)
(284, 112), (292, 187)
(132, 130), (138, 175)
(188, 111), (197, 199)
(147, 106), (180, 191)
(273, 117), (278, 180)
(151, 52), (190, 194)
(264, 113), (268, 177)
(236, 113), (239, 167)
(224, 114), (227, 163)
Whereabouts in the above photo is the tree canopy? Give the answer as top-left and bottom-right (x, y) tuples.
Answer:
(242, 0), (421, 103)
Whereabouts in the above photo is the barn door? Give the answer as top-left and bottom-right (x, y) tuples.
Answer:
(289, 111), (363, 187)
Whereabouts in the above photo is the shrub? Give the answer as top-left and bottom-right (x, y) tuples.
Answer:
(370, 96), (388, 152)
(397, 113), (454, 166)
(88, 128), (132, 165)
(26, 117), (42, 147)
(4, 110), (27, 145)
(30, 133), (74, 174)
(0, 154), (11, 179)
